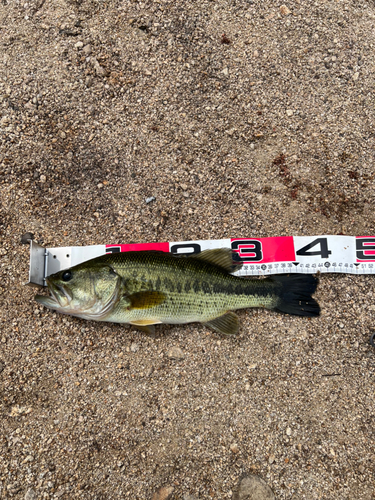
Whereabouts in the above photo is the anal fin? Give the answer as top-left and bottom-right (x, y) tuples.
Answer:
(203, 312), (239, 335)
(132, 324), (156, 335)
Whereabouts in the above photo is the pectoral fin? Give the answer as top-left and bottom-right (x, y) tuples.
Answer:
(126, 291), (166, 310)
(203, 312), (239, 335)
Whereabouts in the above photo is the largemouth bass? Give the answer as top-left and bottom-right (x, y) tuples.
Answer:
(35, 249), (320, 335)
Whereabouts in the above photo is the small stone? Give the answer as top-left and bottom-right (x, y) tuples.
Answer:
(83, 44), (92, 55)
(268, 454), (275, 464)
(253, 50), (259, 57)
(146, 366), (154, 377)
(130, 342), (139, 353)
(91, 57), (109, 77)
(280, 5), (291, 15)
(40, 174), (46, 183)
(234, 475), (275, 500)
(24, 488), (37, 500)
(183, 495), (199, 500)
(75, 41), (84, 49)
(0, 248), (7, 256)
(60, 131), (66, 139)
(25, 101), (35, 111)
(0, 115), (10, 126)
(222, 67), (229, 76)
(97, 183), (104, 189)
(286, 427), (292, 436)
(145, 196), (156, 204)
(230, 443), (239, 453)
(167, 346), (185, 360)
(152, 486), (174, 500)
(286, 109), (293, 117)
(0, 360), (4, 373)
(352, 72), (359, 81)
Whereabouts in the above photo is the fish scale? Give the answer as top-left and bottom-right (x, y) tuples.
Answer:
(35, 249), (320, 335)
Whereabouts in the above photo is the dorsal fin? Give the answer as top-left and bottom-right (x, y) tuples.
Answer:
(189, 248), (242, 273)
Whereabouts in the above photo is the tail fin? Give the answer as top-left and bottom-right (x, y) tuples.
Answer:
(271, 274), (320, 317)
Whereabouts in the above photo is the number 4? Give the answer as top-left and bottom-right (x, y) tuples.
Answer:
(296, 238), (332, 259)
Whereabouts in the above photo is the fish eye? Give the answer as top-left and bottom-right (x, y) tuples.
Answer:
(62, 271), (72, 282)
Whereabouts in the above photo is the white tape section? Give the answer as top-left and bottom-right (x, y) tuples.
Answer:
(28, 235), (375, 286)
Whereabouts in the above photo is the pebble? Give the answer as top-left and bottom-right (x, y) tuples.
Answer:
(0, 116), (10, 126)
(234, 475), (275, 500)
(145, 196), (156, 204)
(0, 248), (7, 256)
(40, 175), (46, 183)
(91, 57), (109, 77)
(230, 443), (239, 453)
(75, 41), (84, 49)
(286, 427), (292, 436)
(167, 346), (185, 360)
(280, 5), (291, 16)
(9, 406), (32, 417)
(82, 44), (92, 55)
(286, 109), (293, 117)
(24, 489), (37, 500)
(152, 486), (174, 500)
(183, 495), (199, 500)
(130, 342), (139, 353)
(0, 361), (4, 373)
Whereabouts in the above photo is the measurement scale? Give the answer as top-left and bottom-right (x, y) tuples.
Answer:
(26, 235), (375, 287)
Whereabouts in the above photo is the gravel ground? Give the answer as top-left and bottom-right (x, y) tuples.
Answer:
(1, 0), (375, 499)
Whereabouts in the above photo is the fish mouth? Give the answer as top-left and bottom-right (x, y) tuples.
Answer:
(35, 278), (72, 310)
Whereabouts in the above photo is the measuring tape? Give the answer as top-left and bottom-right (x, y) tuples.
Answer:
(26, 235), (375, 287)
